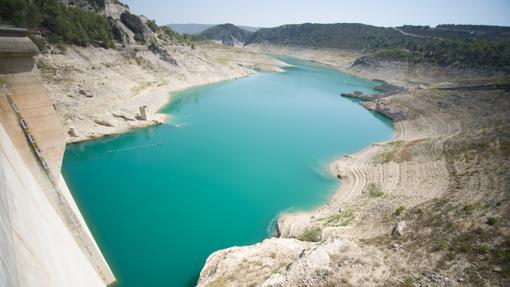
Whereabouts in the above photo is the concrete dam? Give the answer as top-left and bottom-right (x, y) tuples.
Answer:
(0, 27), (115, 287)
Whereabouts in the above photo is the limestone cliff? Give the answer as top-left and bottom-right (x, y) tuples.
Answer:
(22, 1), (287, 143)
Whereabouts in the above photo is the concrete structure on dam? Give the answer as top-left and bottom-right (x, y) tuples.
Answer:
(0, 27), (115, 286)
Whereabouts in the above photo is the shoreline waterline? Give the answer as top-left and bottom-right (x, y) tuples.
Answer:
(63, 56), (394, 286)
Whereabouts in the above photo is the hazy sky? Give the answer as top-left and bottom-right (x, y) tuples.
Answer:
(121, 0), (510, 28)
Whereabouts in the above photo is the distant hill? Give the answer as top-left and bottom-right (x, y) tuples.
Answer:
(200, 24), (253, 46)
(397, 24), (510, 40)
(171, 22), (510, 71)
(247, 23), (408, 50)
(168, 23), (261, 34)
(246, 23), (510, 71)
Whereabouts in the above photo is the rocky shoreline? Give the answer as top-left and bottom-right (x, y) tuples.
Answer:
(40, 38), (509, 286)
(39, 43), (287, 143)
(340, 81), (406, 101)
(197, 46), (510, 286)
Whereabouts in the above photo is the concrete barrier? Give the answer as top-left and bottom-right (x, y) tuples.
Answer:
(0, 27), (115, 287)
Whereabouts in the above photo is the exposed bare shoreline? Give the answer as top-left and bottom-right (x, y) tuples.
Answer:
(39, 43), (288, 144)
(198, 45), (510, 286)
(40, 41), (509, 286)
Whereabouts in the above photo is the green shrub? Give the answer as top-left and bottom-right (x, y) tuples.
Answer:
(0, 0), (42, 27)
(463, 204), (476, 215)
(476, 244), (489, 254)
(160, 26), (194, 45)
(373, 48), (423, 63)
(366, 183), (384, 197)
(436, 239), (448, 251)
(395, 205), (406, 216)
(495, 249), (505, 258)
(403, 275), (414, 287)
(28, 35), (47, 52)
(161, 26), (177, 38)
(486, 217), (497, 226)
(133, 33), (145, 44)
(300, 227), (322, 242)
(147, 19), (157, 32)
(322, 210), (354, 226)
(0, 0), (114, 47)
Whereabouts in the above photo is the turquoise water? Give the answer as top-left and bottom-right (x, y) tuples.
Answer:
(63, 57), (393, 287)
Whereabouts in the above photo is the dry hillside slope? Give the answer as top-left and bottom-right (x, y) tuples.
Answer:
(198, 49), (510, 287)
(38, 43), (286, 143)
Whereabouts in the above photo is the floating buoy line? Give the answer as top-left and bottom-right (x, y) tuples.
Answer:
(107, 142), (162, 153)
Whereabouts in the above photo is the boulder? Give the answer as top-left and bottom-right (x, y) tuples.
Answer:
(111, 21), (126, 43)
(78, 89), (94, 97)
(373, 83), (405, 94)
(94, 119), (115, 127)
(120, 12), (145, 35)
(392, 221), (406, 236)
(103, 0), (130, 19)
(148, 43), (177, 65)
(352, 56), (373, 67)
(112, 112), (135, 121)
(68, 127), (78, 137)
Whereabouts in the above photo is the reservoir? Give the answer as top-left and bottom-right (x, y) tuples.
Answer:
(63, 57), (394, 286)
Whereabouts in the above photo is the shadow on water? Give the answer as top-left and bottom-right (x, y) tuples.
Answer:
(341, 97), (395, 130)
(369, 110), (397, 130)
(186, 272), (200, 287)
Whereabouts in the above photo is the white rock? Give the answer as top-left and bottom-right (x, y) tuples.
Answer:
(392, 221), (407, 236)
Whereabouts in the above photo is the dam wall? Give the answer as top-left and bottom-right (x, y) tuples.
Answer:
(0, 27), (115, 286)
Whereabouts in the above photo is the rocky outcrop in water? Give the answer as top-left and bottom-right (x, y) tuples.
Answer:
(341, 82), (406, 101)
(341, 91), (382, 101)
(362, 100), (408, 121)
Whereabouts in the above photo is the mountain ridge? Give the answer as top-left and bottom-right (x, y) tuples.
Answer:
(200, 23), (253, 46)
(167, 23), (261, 34)
(199, 22), (510, 71)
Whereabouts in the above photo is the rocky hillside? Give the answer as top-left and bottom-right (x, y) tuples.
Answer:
(248, 23), (510, 71)
(0, 0), (287, 143)
(248, 23), (405, 50)
(200, 23), (253, 46)
(0, 0), (193, 49)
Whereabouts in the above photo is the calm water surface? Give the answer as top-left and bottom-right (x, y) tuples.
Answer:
(63, 57), (393, 286)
